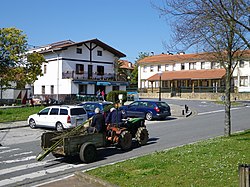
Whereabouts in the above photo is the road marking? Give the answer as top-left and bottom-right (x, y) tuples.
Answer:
(0, 148), (20, 154)
(0, 159), (55, 175)
(0, 146), (9, 150)
(10, 151), (33, 157)
(198, 107), (241, 116)
(0, 156), (36, 164)
(0, 163), (86, 187)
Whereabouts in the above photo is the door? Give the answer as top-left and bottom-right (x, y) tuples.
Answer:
(88, 65), (93, 79)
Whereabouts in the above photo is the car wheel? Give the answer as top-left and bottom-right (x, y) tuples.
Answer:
(29, 118), (36, 129)
(145, 112), (153, 121)
(56, 122), (64, 131)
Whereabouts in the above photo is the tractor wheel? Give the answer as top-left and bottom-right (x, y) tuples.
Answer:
(79, 143), (96, 163)
(135, 127), (149, 146)
(119, 131), (132, 150)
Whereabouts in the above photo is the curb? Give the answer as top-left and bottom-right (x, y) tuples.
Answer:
(75, 171), (118, 187)
(0, 124), (29, 130)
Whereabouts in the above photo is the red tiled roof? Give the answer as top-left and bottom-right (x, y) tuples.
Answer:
(138, 50), (250, 64)
(119, 60), (134, 70)
(147, 69), (226, 81)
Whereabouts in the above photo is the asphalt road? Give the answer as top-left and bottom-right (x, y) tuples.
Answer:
(0, 100), (249, 187)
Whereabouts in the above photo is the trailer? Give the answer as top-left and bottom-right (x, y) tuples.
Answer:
(37, 118), (149, 163)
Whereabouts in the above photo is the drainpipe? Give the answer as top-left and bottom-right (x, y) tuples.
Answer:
(51, 50), (60, 101)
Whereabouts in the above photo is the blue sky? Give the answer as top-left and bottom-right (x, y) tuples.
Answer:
(1, 0), (172, 62)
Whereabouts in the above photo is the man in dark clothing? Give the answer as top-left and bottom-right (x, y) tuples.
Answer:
(105, 107), (126, 126)
(89, 108), (105, 133)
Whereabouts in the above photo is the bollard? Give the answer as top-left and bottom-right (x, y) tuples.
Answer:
(182, 109), (185, 116)
(185, 105), (188, 113)
(239, 164), (250, 187)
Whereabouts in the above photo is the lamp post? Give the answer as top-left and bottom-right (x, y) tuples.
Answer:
(158, 71), (162, 101)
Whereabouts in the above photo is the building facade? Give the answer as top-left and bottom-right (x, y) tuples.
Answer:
(138, 51), (250, 96)
(29, 39), (127, 101)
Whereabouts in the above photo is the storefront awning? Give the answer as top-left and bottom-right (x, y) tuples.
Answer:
(73, 81), (95, 84)
(96, 81), (111, 86)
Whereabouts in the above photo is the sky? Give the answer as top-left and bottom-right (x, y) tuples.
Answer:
(1, 0), (173, 63)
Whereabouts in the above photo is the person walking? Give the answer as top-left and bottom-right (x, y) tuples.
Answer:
(96, 89), (101, 101)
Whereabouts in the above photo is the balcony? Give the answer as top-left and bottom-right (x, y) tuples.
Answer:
(62, 71), (127, 81)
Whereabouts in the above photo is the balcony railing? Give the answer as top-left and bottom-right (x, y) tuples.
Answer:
(62, 71), (127, 81)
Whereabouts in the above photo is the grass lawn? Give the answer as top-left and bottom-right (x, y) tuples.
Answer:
(87, 130), (250, 187)
(0, 106), (45, 123)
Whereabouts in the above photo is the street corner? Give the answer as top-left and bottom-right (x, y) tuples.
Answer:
(169, 104), (193, 118)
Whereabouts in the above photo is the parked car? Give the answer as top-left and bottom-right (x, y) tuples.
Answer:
(78, 101), (113, 118)
(27, 105), (88, 131)
(119, 100), (171, 121)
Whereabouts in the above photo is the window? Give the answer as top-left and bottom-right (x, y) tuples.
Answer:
(44, 64), (47, 74)
(76, 64), (84, 74)
(50, 108), (59, 115)
(51, 85), (54, 94)
(97, 50), (102, 56)
(60, 109), (68, 115)
(240, 76), (248, 86)
(113, 86), (119, 91)
(211, 62), (220, 69)
(39, 108), (50, 115)
(239, 60), (244, 68)
(181, 63), (185, 70)
(158, 65), (161, 72)
(143, 66), (147, 72)
(150, 65), (154, 72)
(79, 84), (87, 94)
(97, 66), (104, 75)
(189, 62), (196, 70)
(165, 64), (169, 71)
(76, 48), (82, 54)
(42, 86), (45, 94)
(201, 62), (205, 69)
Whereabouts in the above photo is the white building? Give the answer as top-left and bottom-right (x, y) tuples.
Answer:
(29, 39), (127, 101)
(138, 51), (250, 95)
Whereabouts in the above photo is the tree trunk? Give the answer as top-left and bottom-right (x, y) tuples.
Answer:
(224, 66), (231, 137)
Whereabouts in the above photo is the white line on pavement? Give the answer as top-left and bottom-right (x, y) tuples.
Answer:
(0, 156), (36, 164)
(198, 107), (241, 116)
(0, 148), (20, 154)
(0, 163), (86, 187)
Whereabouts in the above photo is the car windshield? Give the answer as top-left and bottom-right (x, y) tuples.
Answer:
(70, 108), (86, 115)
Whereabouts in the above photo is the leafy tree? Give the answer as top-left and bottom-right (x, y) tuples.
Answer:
(0, 28), (45, 91)
(154, 0), (250, 136)
(130, 52), (150, 85)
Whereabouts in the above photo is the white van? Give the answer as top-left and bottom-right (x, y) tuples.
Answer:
(27, 105), (87, 131)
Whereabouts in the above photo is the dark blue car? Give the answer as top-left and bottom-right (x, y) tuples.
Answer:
(78, 101), (113, 118)
(119, 100), (171, 121)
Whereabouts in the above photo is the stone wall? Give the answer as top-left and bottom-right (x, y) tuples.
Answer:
(139, 92), (250, 101)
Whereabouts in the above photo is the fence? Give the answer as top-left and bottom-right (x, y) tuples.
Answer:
(239, 164), (250, 187)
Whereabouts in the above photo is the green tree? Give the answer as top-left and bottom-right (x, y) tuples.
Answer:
(130, 52), (149, 85)
(155, 0), (250, 136)
(0, 27), (45, 91)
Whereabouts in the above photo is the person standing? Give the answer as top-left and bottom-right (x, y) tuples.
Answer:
(101, 90), (105, 101)
(89, 108), (105, 133)
(96, 89), (101, 101)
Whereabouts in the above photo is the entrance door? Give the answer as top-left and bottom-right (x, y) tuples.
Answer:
(88, 65), (93, 79)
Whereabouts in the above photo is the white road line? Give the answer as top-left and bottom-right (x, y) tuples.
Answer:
(10, 151), (33, 157)
(198, 107), (241, 116)
(0, 163), (86, 187)
(0, 159), (54, 175)
(0, 148), (20, 154)
(0, 146), (9, 150)
(0, 156), (36, 164)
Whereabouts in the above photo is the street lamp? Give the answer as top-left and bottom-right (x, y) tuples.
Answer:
(158, 71), (162, 101)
